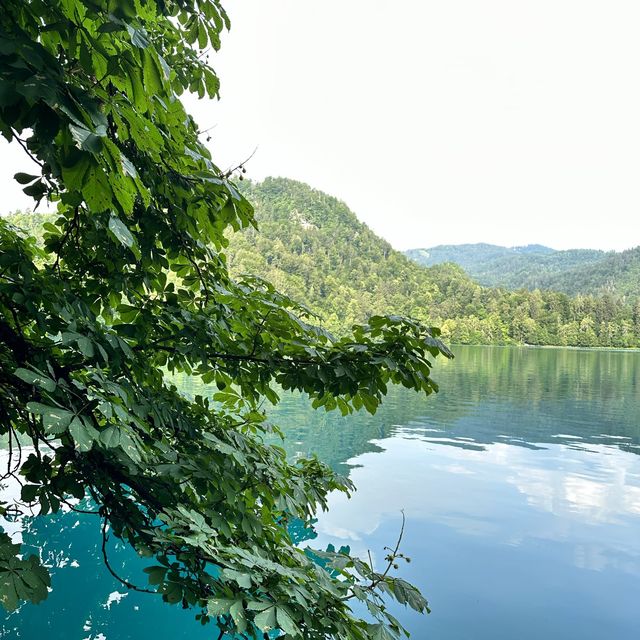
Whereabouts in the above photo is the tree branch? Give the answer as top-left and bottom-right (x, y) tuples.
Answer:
(101, 518), (156, 594)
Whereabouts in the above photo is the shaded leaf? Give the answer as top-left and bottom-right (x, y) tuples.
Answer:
(14, 368), (56, 392)
(108, 215), (135, 248)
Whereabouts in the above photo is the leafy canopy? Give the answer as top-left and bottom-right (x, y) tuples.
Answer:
(0, 1), (451, 637)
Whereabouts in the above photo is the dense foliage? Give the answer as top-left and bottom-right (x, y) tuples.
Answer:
(0, 2), (453, 638)
(406, 242), (640, 300)
(225, 179), (640, 348)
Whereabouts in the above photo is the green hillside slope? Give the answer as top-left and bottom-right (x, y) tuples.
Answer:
(227, 180), (439, 332)
(4, 178), (640, 347)
(227, 178), (639, 347)
(405, 244), (607, 290)
(538, 246), (640, 299)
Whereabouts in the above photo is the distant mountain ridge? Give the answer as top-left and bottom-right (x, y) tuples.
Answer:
(405, 243), (640, 298)
(543, 246), (640, 299)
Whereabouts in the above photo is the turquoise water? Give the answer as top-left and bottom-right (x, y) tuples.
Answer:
(2, 346), (640, 639)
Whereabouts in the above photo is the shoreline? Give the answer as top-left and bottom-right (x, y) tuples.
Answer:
(447, 342), (640, 353)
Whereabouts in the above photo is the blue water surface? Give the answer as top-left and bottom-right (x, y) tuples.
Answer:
(2, 346), (640, 639)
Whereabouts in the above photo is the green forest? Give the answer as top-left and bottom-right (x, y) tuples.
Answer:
(406, 241), (640, 298)
(230, 179), (640, 348)
(9, 177), (640, 348)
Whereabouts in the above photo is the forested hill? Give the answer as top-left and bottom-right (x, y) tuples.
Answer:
(406, 244), (606, 290)
(228, 178), (640, 347)
(4, 177), (640, 347)
(405, 242), (640, 298)
(539, 246), (640, 299)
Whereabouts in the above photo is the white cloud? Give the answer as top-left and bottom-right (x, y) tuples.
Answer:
(313, 435), (640, 576)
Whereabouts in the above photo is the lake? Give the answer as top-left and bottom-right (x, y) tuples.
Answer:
(2, 346), (640, 639)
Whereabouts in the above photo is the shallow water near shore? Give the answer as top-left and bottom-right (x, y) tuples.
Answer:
(2, 345), (640, 639)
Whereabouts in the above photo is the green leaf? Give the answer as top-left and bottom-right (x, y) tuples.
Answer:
(276, 607), (300, 636)
(22, 180), (46, 199)
(391, 578), (429, 612)
(0, 550), (50, 612)
(61, 153), (91, 190)
(126, 24), (150, 48)
(229, 599), (247, 631)
(20, 484), (39, 502)
(14, 367), (56, 392)
(111, 175), (136, 215)
(68, 417), (98, 452)
(98, 21), (126, 34)
(163, 581), (182, 604)
(0, 6), (445, 633)
(83, 164), (113, 211)
(26, 403), (74, 433)
(222, 568), (252, 589)
(247, 600), (273, 611)
(77, 336), (94, 358)
(14, 172), (38, 185)
(69, 123), (103, 153)
(207, 598), (233, 616)
(143, 565), (167, 586)
(108, 215), (135, 248)
(203, 69), (220, 97)
(254, 606), (277, 631)
(99, 426), (121, 448)
(365, 623), (399, 640)
(142, 49), (163, 95)
(120, 152), (138, 178)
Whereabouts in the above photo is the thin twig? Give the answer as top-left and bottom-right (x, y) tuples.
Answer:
(101, 518), (156, 594)
(343, 511), (406, 601)
(53, 206), (80, 273)
(250, 310), (273, 356)
(10, 130), (44, 168)
(222, 146), (258, 178)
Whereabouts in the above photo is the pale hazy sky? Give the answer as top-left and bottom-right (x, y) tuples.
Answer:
(2, 0), (639, 251)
